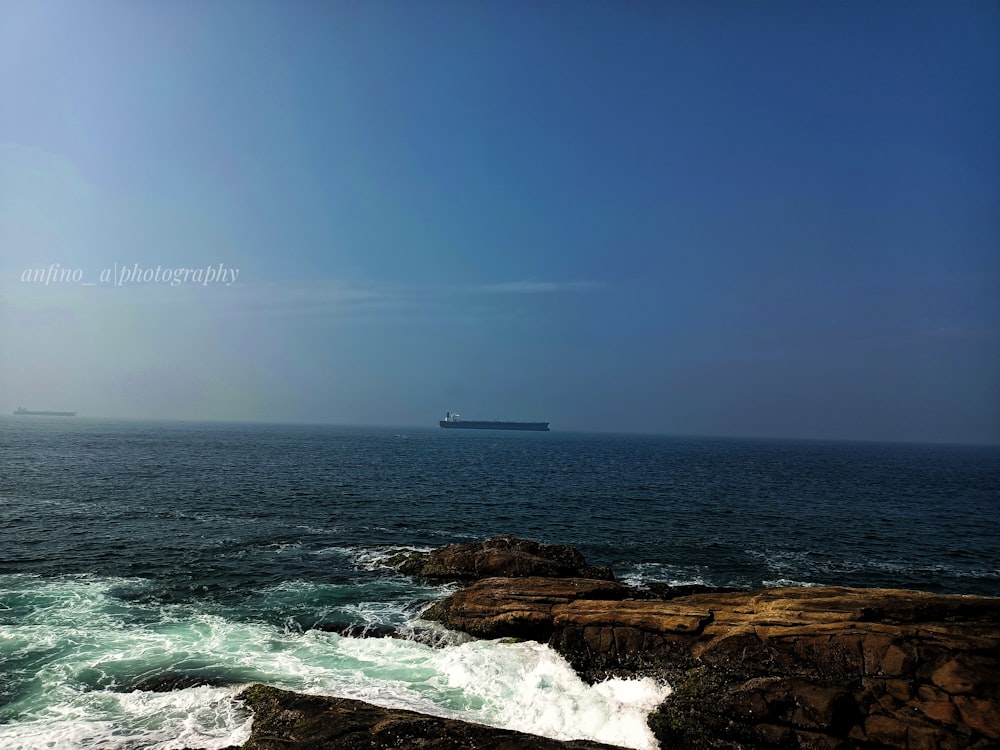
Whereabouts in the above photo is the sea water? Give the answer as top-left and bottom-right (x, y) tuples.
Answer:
(2, 419), (998, 748)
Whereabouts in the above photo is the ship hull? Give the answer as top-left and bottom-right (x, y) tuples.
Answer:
(14, 410), (77, 417)
(439, 420), (549, 432)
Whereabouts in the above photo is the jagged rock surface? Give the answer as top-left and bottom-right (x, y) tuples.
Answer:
(386, 535), (616, 581)
(236, 684), (627, 749)
(422, 578), (1000, 750)
(221, 539), (999, 750)
(422, 576), (628, 641)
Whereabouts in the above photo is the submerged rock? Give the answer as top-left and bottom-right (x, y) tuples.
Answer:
(385, 535), (616, 581)
(131, 672), (236, 692)
(236, 684), (628, 749)
(308, 621), (398, 638)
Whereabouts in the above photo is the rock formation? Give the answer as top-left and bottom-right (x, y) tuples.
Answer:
(229, 538), (999, 749)
(420, 562), (1000, 749)
(422, 576), (629, 641)
(237, 684), (627, 749)
(386, 535), (616, 581)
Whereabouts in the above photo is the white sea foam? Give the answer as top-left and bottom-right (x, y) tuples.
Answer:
(349, 544), (436, 570)
(1, 575), (670, 750)
(424, 639), (671, 749)
(0, 686), (253, 750)
(620, 561), (712, 588)
(297, 635), (670, 748)
(747, 547), (1000, 586)
(249, 576), (455, 636)
(762, 578), (823, 588)
(306, 543), (434, 571)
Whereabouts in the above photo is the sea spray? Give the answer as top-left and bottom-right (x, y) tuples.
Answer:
(1, 575), (670, 750)
(0, 686), (253, 750)
(425, 639), (671, 749)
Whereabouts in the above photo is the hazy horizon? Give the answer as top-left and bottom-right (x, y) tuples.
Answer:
(4, 413), (999, 450)
(3, 1), (999, 445)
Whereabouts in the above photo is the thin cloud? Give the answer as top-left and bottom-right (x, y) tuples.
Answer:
(474, 280), (603, 294)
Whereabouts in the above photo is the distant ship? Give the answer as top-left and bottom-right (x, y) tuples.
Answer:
(14, 407), (77, 417)
(439, 412), (550, 432)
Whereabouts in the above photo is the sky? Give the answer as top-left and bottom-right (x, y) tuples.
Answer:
(1, 0), (998, 443)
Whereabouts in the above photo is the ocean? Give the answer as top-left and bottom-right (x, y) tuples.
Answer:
(2, 418), (998, 749)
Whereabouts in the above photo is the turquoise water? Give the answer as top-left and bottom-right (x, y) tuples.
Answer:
(0, 574), (667, 749)
(2, 418), (998, 747)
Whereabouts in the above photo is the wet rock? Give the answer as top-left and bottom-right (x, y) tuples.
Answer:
(309, 621), (398, 638)
(236, 684), (628, 749)
(427, 578), (1000, 750)
(386, 535), (615, 581)
(421, 576), (627, 641)
(642, 582), (742, 601)
(131, 672), (235, 692)
(226, 538), (1000, 750)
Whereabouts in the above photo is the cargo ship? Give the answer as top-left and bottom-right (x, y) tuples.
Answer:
(439, 412), (549, 432)
(14, 407), (77, 417)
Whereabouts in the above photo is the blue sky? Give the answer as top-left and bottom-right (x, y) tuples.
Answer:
(2, 0), (998, 442)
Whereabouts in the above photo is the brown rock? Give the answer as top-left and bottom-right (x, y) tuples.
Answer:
(864, 713), (908, 748)
(931, 654), (998, 695)
(884, 679), (914, 701)
(862, 631), (894, 674)
(786, 680), (857, 731)
(954, 695), (1000, 739)
(421, 576), (626, 640)
(726, 679), (773, 720)
(554, 599), (713, 633)
(387, 536), (615, 581)
(424, 575), (1000, 750)
(881, 642), (917, 676)
(919, 699), (960, 724)
(916, 683), (949, 703)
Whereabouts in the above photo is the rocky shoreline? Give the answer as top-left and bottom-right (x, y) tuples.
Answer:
(236, 684), (625, 749)
(235, 537), (1000, 749)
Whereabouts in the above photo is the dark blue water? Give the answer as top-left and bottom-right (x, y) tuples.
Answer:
(4, 418), (998, 594)
(1, 418), (998, 748)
